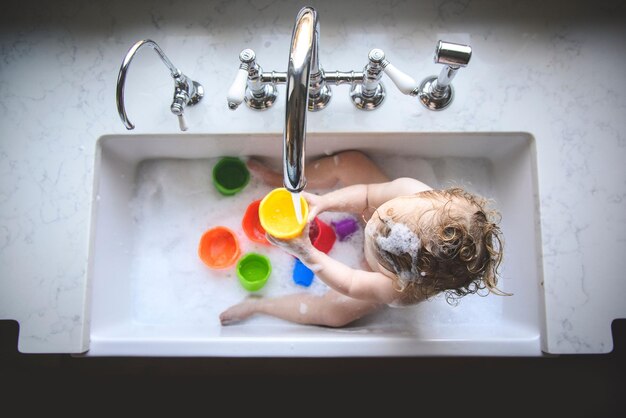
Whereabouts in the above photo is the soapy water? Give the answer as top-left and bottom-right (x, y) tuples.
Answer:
(128, 155), (504, 328)
(129, 158), (364, 326)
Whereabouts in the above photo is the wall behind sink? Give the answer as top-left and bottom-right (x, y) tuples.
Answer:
(0, 0), (625, 353)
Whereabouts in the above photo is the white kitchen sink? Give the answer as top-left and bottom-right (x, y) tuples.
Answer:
(85, 132), (545, 356)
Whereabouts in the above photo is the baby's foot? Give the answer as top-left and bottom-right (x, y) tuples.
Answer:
(219, 299), (258, 325)
(247, 159), (282, 187)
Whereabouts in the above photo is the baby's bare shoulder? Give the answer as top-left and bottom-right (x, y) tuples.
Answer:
(366, 178), (432, 213)
(390, 177), (432, 195)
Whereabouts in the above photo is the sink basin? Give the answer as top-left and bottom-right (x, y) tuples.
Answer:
(86, 132), (544, 356)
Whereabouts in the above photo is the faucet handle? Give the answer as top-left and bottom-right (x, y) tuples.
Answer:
(170, 74), (203, 132)
(171, 93), (189, 131)
(227, 48), (278, 111)
(416, 40), (472, 110)
(227, 68), (249, 110)
(349, 49), (386, 110)
(176, 114), (188, 131)
(227, 49), (256, 110)
(382, 60), (419, 96)
(374, 49), (418, 96)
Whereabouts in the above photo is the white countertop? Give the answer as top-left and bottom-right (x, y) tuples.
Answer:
(1, 0), (624, 354)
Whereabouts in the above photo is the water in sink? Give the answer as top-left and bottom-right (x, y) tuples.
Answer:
(127, 155), (501, 330)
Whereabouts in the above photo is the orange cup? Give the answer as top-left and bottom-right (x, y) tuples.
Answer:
(198, 226), (241, 269)
(242, 199), (269, 245)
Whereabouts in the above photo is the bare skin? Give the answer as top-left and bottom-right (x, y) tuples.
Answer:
(220, 150), (432, 327)
(246, 150), (389, 190)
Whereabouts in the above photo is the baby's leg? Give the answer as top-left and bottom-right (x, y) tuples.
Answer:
(248, 150), (389, 189)
(220, 289), (382, 327)
(305, 151), (389, 188)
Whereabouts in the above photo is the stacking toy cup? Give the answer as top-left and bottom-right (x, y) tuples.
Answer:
(212, 157), (250, 196)
(259, 188), (309, 239)
(293, 258), (314, 287)
(309, 217), (336, 254)
(331, 217), (359, 241)
(292, 217), (336, 287)
(198, 226), (240, 269)
(242, 199), (268, 245)
(237, 253), (272, 291)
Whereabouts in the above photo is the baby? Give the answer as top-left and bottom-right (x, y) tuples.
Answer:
(220, 150), (507, 327)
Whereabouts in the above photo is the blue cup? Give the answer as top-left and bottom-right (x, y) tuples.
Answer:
(292, 258), (314, 287)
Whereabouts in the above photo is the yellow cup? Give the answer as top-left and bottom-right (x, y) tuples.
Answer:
(259, 188), (309, 239)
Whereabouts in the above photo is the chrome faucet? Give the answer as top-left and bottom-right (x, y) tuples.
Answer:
(116, 39), (204, 131)
(226, 7), (331, 192)
(283, 6), (328, 193)
(226, 7), (473, 190)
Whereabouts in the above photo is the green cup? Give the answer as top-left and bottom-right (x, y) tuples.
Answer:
(212, 157), (250, 196)
(236, 253), (272, 292)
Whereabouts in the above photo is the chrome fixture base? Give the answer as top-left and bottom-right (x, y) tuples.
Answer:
(245, 84), (278, 110)
(349, 83), (385, 110)
(417, 76), (454, 111)
(189, 81), (204, 105)
(308, 84), (332, 111)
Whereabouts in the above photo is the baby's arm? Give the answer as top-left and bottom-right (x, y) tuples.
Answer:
(248, 150), (430, 217)
(267, 232), (399, 304)
(312, 177), (432, 217)
(304, 247), (399, 303)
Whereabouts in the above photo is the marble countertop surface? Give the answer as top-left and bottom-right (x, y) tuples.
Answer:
(1, 0), (624, 354)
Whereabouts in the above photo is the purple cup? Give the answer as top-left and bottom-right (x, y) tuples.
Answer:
(331, 217), (359, 241)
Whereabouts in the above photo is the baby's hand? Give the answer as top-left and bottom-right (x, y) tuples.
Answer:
(302, 191), (325, 223)
(266, 223), (314, 261)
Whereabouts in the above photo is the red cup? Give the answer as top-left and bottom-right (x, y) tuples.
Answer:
(309, 217), (336, 254)
(290, 218), (335, 288)
(242, 199), (269, 245)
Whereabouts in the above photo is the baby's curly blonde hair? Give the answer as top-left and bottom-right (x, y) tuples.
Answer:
(371, 187), (508, 304)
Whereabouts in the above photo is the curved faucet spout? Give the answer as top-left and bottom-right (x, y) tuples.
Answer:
(116, 39), (203, 131)
(283, 7), (321, 193)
